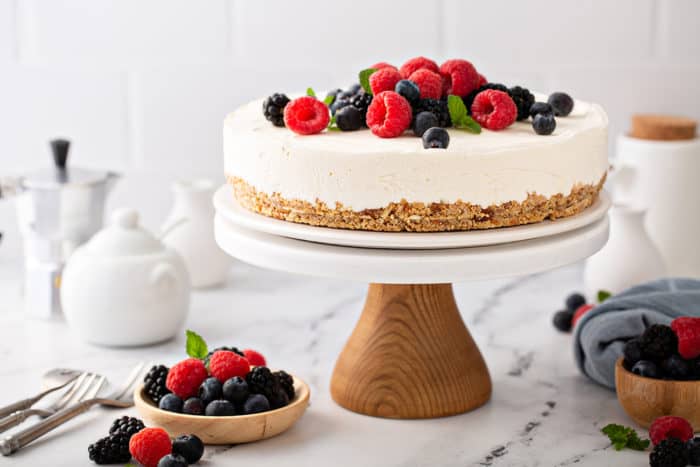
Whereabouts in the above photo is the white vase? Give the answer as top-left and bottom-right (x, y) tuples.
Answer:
(161, 179), (233, 288)
(584, 205), (666, 297)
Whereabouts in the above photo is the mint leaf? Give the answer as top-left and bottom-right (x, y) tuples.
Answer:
(359, 68), (377, 95)
(601, 424), (650, 451)
(306, 87), (316, 97)
(598, 290), (612, 303)
(627, 431), (650, 451)
(327, 114), (340, 131)
(447, 95), (467, 124)
(323, 94), (335, 106)
(185, 330), (208, 359)
(456, 115), (482, 134)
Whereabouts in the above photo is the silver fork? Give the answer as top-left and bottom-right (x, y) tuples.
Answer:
(0, 372), (101, 434)
(0, 362), (146, 456)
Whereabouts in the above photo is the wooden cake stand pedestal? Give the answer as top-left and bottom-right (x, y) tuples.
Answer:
(214, 187), (610, 419)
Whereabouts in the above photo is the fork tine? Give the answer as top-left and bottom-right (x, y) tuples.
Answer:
(53, 372), (88, 409)
(113, 362), (146, 401)
(86, 376), (106, 400)
(71, 374), (97, 403)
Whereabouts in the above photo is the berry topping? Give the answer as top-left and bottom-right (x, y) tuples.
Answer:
(422, 127), (450, 149)
(476, 73), (488, 87)
(571, 303), (594, 328)
(395, 79), (421, 105)
(158, 454), (188, 467)
(172, 434), (204, 464)
(330, 97), (352, 116)
(204, 346), (245, 367)
(246, 366), (281, 400)
(369, 67), (402, 95)
(182, 397), (205, 415)
(274, 370), (295, 400)
(399, 56), (439, 79)
(650, 438), (690, 467)
(641, 324), (678, 361)
(533, 113), (556, 135)
(209, 350), (250, 382)
(548, 92), (574, 117)
(413, 111), (439, 137)
(129, 427), (172, 467)
(166, 358), (208, 399)
(565, 293), (587, 312)
(205, 399), (237, 416)
(671, 317), (700, 359)
(412, 98), (451, 128)
(223, 376), (250, 405)
(269, 388), (290, 409)
(262, 93), (291, 127)
(530, 101), (554, 118)
(198, 377), (223, 404)
(370, 62), (397, 71)
(335, 105), (363, 131)
(408, 69), (443, 100)
(623, 338), (644, 367)
(463, 83), (508, 113)
(631, 360), (660, 378)
(143, 365), (170, 405)
(243, 394), (271, 414)
(552, 310), (574, 333)
(242, 349), (267, 366)
(470, 90), (517, 131)
(649, 416), (694, 445)
(439, 59), (479, 97)
(109, 416), (145, 438)
(366, 91), (412, 138)
(509, 86), (535, 121)
(349, 92), (373, 122)
(89, 433), (132, 464)
(158, 393), (183, 413)
(283, 96), (330, 135)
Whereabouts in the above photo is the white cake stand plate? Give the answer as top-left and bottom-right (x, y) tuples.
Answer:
(214, 187), (610, 419)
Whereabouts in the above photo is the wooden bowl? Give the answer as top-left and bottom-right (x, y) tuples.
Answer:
(615, 358), (700, 428)
(134, 375), (310, 444)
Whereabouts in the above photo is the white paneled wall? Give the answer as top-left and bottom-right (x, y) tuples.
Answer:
(1, 0), (699, 258)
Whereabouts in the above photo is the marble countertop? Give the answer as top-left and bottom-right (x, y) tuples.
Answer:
(0, 258), (650, 466)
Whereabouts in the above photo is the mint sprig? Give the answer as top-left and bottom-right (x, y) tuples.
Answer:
(359, 68), (377, 95)
(601, 424), (650, 451)
(306, 87), (316, 98)
(597, 290), (612, 303)
(323, 94), (335, 106)
(327, 114), (340, 131)
(185, 330), (208, 360)
(447, 95), (481, 134)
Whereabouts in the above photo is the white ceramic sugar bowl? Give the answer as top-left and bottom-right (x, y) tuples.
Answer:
(61, 208), (190, 346)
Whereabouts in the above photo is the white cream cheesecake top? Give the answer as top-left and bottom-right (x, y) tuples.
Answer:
(224, 95), (608, 210)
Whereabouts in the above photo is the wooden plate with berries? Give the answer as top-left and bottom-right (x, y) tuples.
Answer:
(134, 373), (310, 445)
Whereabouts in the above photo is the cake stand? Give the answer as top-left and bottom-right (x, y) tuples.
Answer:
(213, 186), (610, 419)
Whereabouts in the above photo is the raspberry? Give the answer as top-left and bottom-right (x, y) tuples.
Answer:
(369, 67), (402, 96)
(408, 69), (443, 100)
(649, 416), (694, 445)
(476, 73), (488, 87)
(439, 59), (479, 97)
(571, 304), (594, 328)
(470, 89), (517, 131)
(366, 91), (412, 138)
(242, 349), (267, 367)
(165, 358), (208, 399)
(209, 350), (250, 382)
(129, 427), (172, 467)
(399, 56), (439, 79)
(370, 62), (397, 71)
(671, 317), (700, 359)
(283, 96), (330, 135)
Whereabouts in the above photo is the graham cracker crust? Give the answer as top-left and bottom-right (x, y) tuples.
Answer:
(228, 174), (607, 232)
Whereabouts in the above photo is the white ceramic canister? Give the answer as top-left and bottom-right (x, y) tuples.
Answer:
(161, 179), (233, 289)
(613, 135), (700, 277)
(61, 208), (190, 346)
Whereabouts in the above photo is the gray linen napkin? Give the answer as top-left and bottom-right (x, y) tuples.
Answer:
(573, 278), (700, 389)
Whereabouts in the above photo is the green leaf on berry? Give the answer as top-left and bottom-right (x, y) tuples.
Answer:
(185, 330), (208, 360)
(327, 114), (340, 131)
(323, 94), (335, 106)
(601, 423), (650, 451)
(447, 95), (482, 134)
(306, 87), (316, 98)
(597, 290), (612, 303)
(456, 116), (482, 134)
(359, 68), (377, 95)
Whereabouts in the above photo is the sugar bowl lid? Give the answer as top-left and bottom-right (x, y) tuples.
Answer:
(82, 209), (165, 257)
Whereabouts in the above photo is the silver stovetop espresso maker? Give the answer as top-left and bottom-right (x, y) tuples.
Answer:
(0, 139), (119, 318)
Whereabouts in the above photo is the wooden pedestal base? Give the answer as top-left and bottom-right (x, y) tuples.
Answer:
(330, 283), (492, 419)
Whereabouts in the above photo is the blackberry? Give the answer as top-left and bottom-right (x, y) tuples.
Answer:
(649, 438), (689, 467)
(262, 93), (290, 127)
(143, 365), (170, 404)
(412, 99), (451, 128)
(623, 338), (644, 367)
(274, 370), (295, 400)
(246, 366), (280, 400)
(641, 324), (678, 361)
(462, 83), (508, 114)
(205, 346), (245, 367)
(688, 437), (700, 465)
(349, 92), (373, 123)
(268, 388), (290, 409)
(88, 433), (131, 464)
(109, 416), (144, 438)
(509, 86), (535, 121)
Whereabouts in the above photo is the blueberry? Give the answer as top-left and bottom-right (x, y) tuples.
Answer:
(338, 90), (355, 100)
(631, 360), (660, 379)
(222, 376), (249, 405)
(529, 101), (553, 118)
(157, 454), (188, 467)
(395, 79), (420, 104)
(268, 388), (290, 409)
(688, 437), (700, 465)
(552, 310), (574, 333)
(547, 92), (574, 117)
(182, 397), (205, 415)
(205, 399), (236, 416)
(158, 393), (183, 413)
(335, 106), (363, 131)
(243, 394), (271, 414)
(413, 111), (439, 137)
(198, 377), (223, 405)
(623, 339), (644, 367)
(422, 127), (450, 149)
(172, 434), (204, 464)
(532, 113), (556, 135)
(661, 354), (690, 380)
(325, 88), (343, 106)
(565, 293), (586, 312)
(330, 98), (352, 116)
(347, 83), (362, 95)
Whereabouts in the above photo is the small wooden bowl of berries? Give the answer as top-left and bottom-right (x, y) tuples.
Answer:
(134, 331), (310, 445)
(615, 318), (700, 428)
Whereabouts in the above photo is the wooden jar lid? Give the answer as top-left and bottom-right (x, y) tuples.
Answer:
(630, 114), (697, 141)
